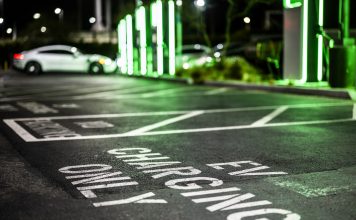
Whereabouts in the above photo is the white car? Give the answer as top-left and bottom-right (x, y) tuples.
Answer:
(181, 44), (213, 69)
(13, 45), (117, 74)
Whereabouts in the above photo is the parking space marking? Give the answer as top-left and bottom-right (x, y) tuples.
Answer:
(3, 119), (38, 142)
(141, 118), (355, 136)
(70, 85), (155, 99)
(3, 101), (355, 142)
(123, 111), (204, 136)
(251, 106), (289, 126)
(205, 88), (229, 95)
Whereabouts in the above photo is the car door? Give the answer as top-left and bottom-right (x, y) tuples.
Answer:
(39, 49), (87, 72)
(52, 50), (82, 72)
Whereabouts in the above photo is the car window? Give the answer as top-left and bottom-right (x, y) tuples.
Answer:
(39, 50), (74, 55)
(182, 49), (206, 54)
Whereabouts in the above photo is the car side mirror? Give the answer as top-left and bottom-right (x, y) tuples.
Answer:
(73, 52), (80, 58)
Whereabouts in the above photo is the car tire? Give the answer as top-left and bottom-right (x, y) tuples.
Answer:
(89, 63), (104, 74)
(25, 62), (42, 75)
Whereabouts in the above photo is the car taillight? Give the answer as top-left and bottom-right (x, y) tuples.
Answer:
(13, 53), (24, 60)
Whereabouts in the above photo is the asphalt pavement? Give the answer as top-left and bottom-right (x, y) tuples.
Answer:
(0, 70), (355, 220)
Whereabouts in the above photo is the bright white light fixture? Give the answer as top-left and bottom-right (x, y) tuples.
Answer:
(0, 18), (3, 24)
(195, 0), (205, 8)
(89, 17), (96, 24)
(176, 0), (183, 6)
(216, 43), (223, 50)
(40, 26), (47, 33)
(54, 8), (62, 15)
(6, 28), (12, 34)
(243, 17), (251, 24)
(33, 13), (41, 19)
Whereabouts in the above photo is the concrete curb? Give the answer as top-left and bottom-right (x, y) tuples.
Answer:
(204, 80), (354, 100)
(118, 74), (355, 100)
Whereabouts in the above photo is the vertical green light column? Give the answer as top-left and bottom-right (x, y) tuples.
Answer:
(150, 1), (164, 76)
(126, 15), (134, 75)
(156, 0), (164, 75)
(136, 6), (147, 75)
(118, 20), (127, 74)
(317, 0), (324, 81)
(301, 0), (319, 83)
(175, 1), (183, 72)
(168, 0), (176, 76)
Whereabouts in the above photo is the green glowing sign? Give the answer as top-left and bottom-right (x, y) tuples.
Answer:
(126, 15), (134, 75)
(136, 6), (147, 75)
(118, 20), (127, 74)
(168, 0), (176, 76)
(283, 0), (302, 9)
(317, 0), (324, 81)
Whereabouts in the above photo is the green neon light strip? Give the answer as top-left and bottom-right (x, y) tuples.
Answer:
(137, 6), (147, 75)
(117, 23), (120, 73)
(168, 1), (175, 75)
(126, 15), (134, 75)
(119, 20), (127, 74)
(141, 7), (147, 76)
(156, 0), (164, 75)
(301, 0), (308, 83)
(317, 0), (324, 81)
(283, 0), (302, 9)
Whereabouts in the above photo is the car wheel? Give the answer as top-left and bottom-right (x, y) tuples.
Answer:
(25, 62), (42, 75)
(89, 63), (104, 74)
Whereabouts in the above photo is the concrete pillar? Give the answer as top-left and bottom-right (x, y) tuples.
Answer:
(92, 0), (105, 32)
(105, 0), (112, 31)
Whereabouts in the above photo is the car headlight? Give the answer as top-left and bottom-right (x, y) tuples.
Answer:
(99, 58), (112, 65)
(183, 63), (190, 69)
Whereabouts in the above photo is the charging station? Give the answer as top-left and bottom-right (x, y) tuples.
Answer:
(283, 0), (355, 87)
(117, 0), (182, 77)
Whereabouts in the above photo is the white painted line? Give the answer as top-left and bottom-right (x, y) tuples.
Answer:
(3, 120), (38, 142)
(206, 193), (255, 212)
(80, 190), (97, 198)
(251, 106), (288, 126)
(192, 195), (239, 203)
(123, 111), (204, 135)
(4, 102), (355, 142)
(9, 111), (189, 121)
(140, 87), (194, 98)
(181, 187), (240, 197)
(7, 101), (352, 121)
(71, 85), (154, 99)
(205, 88), (229, 95)
(77, 181), (138, 190)
(12, 118), (356, 142)
(93, 192), (167, 207)
(353, 104), (356, 120)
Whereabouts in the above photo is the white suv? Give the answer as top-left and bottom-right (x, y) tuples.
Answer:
(13, 45), (117, 74)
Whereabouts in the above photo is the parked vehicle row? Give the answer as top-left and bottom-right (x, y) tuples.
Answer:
(12, 37), (282, 75)
(13, 45), (117, 75)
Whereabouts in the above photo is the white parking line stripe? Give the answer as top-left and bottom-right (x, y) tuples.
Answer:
(71, 85), (155, 99)
(123, 111), (204, 135)
(7, 101), (352, 121)
(205, 88), (229, 95)
(141, 118), (356, 136)
(251, 106), (288, 126)
(3, 120), (38, 142)
(10, 118), (355, 142)
(181, 187), (240, 197)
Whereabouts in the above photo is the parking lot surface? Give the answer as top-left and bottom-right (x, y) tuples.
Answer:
(0, 71), (355, 220)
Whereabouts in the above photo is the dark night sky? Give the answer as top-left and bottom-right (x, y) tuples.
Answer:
(1, 0), (355, 38)
(1, 0), (122, 32)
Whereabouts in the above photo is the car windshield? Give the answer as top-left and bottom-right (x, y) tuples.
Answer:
(182, 49), (207, 54)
